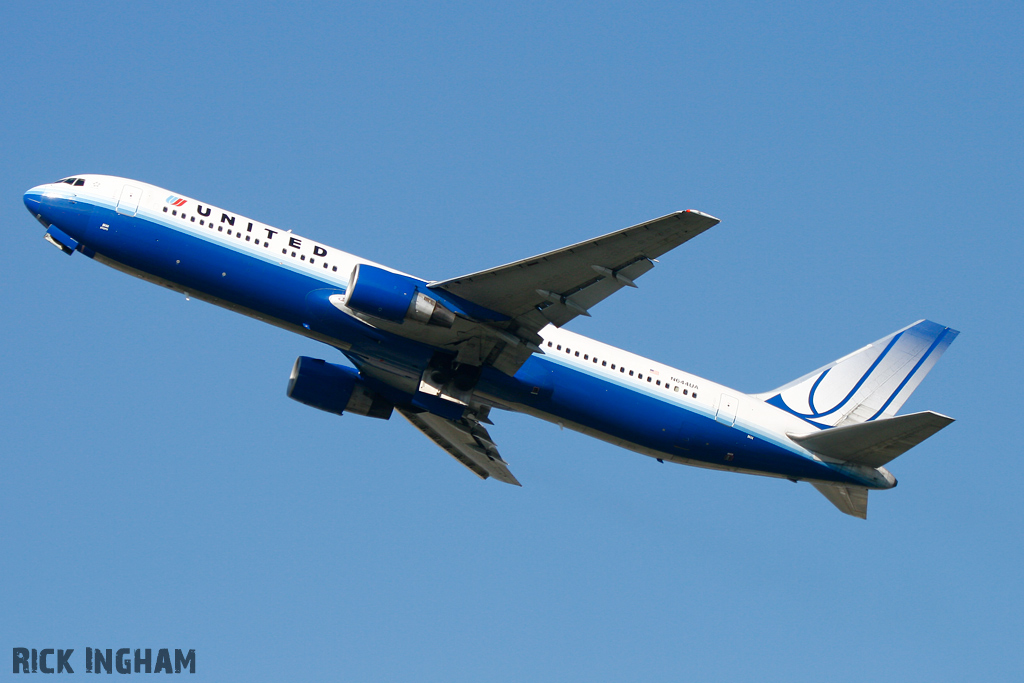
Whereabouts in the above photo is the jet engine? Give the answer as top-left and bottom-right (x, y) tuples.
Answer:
(287, 356), (393, 420)
(344, 263), (455, 328)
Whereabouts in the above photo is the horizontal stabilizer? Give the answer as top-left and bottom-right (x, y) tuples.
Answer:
(812, 482), (869, 519)
(790, 410), (954, 468)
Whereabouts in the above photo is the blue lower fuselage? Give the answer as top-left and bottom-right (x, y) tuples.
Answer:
(29, 191), (860, 486)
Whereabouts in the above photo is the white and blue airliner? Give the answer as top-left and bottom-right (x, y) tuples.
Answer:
(24, 175), (958, 518)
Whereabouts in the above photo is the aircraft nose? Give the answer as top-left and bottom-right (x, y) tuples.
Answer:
(24, 185), (50, 226)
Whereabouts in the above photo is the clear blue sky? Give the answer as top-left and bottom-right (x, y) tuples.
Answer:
(2, 2), (1021, 680)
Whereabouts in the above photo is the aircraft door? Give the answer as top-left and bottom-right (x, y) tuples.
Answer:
(116, 184), (141, 216)
(716, 394), (738, 426)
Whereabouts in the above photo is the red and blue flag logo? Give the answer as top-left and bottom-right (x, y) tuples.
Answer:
(166, 195), (187, 207)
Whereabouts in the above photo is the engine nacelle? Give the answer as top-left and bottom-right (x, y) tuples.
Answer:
(287, 356), (393, 420)
(345, 263), (455, 328)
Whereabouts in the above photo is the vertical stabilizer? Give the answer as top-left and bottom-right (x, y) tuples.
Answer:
(759, 320), (958, 428)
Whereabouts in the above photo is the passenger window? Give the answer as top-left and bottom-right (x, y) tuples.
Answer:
(629, 370), (634, 376)
(674, 386), (679, 392)
(602, 361), (607, 366)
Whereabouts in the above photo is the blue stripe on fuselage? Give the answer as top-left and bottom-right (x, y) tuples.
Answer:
(50, 196), (863, 487)
(485, 357), (858, 485)
(54, 198), (438, 373)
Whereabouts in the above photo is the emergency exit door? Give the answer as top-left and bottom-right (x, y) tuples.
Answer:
(116, 184), (141, 216)
(716, 394), (738, 426)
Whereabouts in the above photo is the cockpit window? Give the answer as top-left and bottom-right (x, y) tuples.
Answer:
(74, 178), (85, 186)
(62, 178), (75, 184)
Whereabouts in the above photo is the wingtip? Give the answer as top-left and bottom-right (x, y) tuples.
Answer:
(683, 209), (721, 223)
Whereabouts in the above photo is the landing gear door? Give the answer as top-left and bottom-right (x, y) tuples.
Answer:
(716, 394), (738, 426)
(116, 184), (141, 216)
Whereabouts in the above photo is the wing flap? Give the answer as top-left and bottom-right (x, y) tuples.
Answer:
(790, 411), (954, 468)
(397, 408), (521, 486)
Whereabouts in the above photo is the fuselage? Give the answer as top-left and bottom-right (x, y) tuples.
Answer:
(24, 174), (893, 490)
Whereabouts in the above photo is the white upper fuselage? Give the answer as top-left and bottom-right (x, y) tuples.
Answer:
(24, 174), (902, 492)
(52, 176), (819, 440)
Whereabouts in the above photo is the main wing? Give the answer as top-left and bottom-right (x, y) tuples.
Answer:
(397, 407), (521, 486)
(431, 210), (719, 331)
(348, 210), (719, 384)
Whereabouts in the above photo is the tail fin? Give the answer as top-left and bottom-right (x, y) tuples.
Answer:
(758, 320), (958, 428)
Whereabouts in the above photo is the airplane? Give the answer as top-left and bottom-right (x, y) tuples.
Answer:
(23, 175), (958, 518)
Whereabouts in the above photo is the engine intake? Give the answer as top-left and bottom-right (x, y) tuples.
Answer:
(287, 356), (393, 420)
(345, 263), (455, 328)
